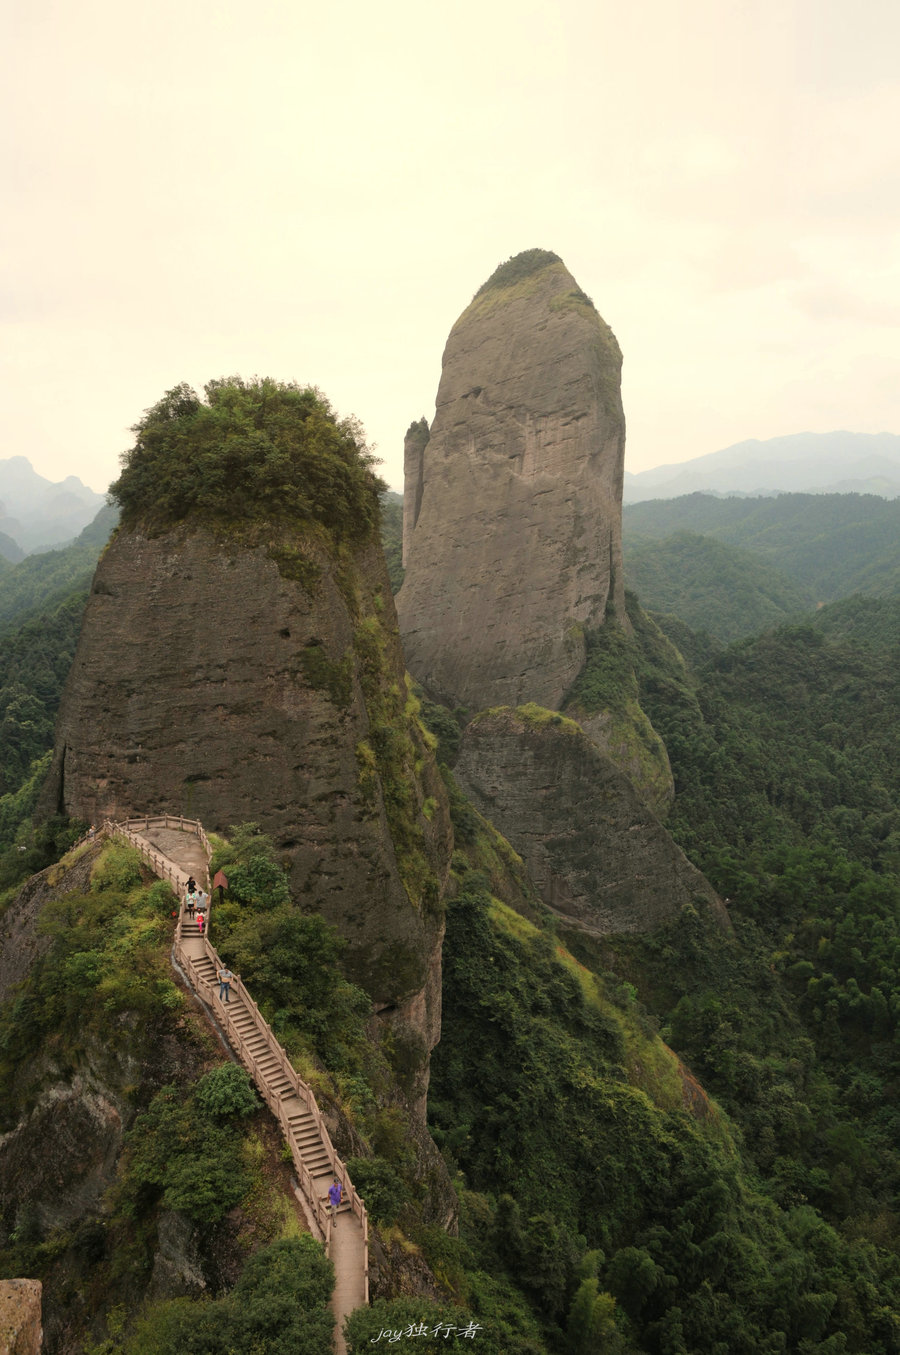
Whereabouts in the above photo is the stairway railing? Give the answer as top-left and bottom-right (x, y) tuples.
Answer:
(109, 816), (368, 1290)
(174, 931), (368, 1250)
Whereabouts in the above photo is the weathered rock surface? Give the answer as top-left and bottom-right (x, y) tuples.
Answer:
(397, 250), (626, 713)
(0, 1280), (42, 1355)
(401, 418), (429, 570)
(0, 1076), (127, 1235)
(40, 521), (452, 1120)
(455, 707), (725, 936)
(573, 705), (674, 819)
(147, 1211), (207, 1301)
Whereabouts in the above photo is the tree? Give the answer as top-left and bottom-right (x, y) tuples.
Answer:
(109, 377), (384, 539)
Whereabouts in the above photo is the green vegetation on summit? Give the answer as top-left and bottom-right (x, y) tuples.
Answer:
(474, 249), (562, 298)
(109, 377), (384, 538)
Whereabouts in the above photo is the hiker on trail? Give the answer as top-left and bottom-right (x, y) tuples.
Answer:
(186, 892), (196, 919)
(217, 965), (233, 1003)
(186, 876), (196, 894)
(197, 910), (205, 935)
(197, 889), (209, 913)
(323, 1178), (342, 1223)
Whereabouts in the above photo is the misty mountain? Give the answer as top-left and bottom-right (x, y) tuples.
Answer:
(0, 502), (118, 637)
(624, 431), (900, 503)
(0, 455), (107, 555)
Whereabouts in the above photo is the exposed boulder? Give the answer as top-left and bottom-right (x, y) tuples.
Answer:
(397, 249), (626, 713)
(0, 1280), (42, 1355)
(455, 706), (725, 936)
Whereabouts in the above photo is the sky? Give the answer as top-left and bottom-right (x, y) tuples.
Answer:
(2, 0), (898, 496)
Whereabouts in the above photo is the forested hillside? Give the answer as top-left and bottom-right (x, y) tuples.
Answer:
(623, 494), (900, 640)
(414, 587), (900, 1352)
(0, 508), (117, 870)
(0, 504), (117, 636)
(568, 593), (900, 1347)
(2, 489), (900, 1352)
(624, 530), (815, 641)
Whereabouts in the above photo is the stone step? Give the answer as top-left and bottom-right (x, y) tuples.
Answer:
(288, 1115), (318, 1133)
(289, 1123), (319, 1142)
(301, 1151), (332, 1172)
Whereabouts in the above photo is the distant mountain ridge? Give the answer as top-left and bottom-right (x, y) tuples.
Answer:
(625, 431), (900, 503)
(623, 490), (900, 641)
(0, 455), (106, 556)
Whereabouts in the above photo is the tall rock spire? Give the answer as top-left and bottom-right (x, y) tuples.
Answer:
(397, 249), (627, 713)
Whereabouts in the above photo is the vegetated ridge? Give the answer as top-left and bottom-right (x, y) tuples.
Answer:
(623, 491), (900, 641)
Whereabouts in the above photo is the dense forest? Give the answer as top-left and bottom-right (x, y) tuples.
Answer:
(419, 578), (900, 1352)
(2, 484), (900, 1351)
(624, 492), (900, 640)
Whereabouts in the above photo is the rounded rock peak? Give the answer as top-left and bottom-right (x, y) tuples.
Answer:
(398, 250), (627, 714)
(473, 248), (564, 298)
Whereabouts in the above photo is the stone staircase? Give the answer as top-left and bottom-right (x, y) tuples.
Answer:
(104, 816), (368, 1352)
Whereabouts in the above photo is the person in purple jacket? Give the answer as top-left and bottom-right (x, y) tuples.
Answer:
(324, 1178), (342, 1223)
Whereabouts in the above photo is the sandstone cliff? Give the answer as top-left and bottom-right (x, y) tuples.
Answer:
(397, 249), (626, 713)
(401, 417), (429, 570)
(455, 706), (724, 936)
(40, 380), (452, 1124)
(42, 523), (449, 1069)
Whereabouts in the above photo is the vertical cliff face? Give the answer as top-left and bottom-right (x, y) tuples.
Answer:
(397, 249), (626, 713)
(40, 380), (452, 1118)
(44, 525), (449, 1057)
(402, 418), (429, 569)
(455, 707), (724, 935)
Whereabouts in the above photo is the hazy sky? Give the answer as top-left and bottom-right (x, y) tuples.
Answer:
(3, 0), (898, 494)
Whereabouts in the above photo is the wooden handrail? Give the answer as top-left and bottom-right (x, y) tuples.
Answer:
(121, 818), (368, 1241)
(111, 816), (369, 1257)
(178, 933), (369, 1237)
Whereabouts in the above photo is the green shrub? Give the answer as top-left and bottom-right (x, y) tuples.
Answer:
(91, 842), (143, 893)
(225, 854), (291, 910)
(344, 1156), (409, 1224)
(109, 377), (384, 541)
(118, 1084), (250, 1225)
(124, 1237), (333, 1355)
(194, 1064), (258, 1119)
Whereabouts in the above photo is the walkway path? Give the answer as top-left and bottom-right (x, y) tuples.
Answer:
(105, 816), (368, 1354)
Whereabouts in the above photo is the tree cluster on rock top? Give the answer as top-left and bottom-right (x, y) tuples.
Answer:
(109, 377), (385, 539)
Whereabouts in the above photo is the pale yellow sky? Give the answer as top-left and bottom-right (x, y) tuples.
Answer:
(2, 0), (898, 493)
